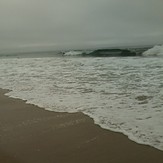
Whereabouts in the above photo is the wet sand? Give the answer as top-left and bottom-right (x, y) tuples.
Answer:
(0, 89), (163, 163)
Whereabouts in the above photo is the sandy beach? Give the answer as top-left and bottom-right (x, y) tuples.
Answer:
(0, 89), (163, 163)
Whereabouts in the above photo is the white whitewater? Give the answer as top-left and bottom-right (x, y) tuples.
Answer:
(143, 45), (163, 56)
(63, 51), (83, 56)
(0, 55), (163, 151)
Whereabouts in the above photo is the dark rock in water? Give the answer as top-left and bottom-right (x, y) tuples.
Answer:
(87, 49), (138, 57)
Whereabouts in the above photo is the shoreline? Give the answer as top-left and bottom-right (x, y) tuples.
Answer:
(0, 88), (163, 163)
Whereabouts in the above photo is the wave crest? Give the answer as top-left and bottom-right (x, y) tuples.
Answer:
(143, 45), (163, 56)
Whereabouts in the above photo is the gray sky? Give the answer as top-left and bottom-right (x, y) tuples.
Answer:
(0, 0), (163, 51)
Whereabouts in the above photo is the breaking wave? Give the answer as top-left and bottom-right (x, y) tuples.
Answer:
(63, 51), (84, 56)
(143, 45), (163, 57)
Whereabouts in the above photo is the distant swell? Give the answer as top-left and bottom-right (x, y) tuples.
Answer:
(63, 46), (163, 58)
(0, 46), (157, 58)
(63, 49), (140, 57)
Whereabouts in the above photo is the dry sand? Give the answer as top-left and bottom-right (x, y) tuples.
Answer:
(0, 89), (163, 163)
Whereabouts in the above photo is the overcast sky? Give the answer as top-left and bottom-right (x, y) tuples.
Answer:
(0, 0), (163, 51)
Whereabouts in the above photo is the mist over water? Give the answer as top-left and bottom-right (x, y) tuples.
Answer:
(0, 47), (163, 150)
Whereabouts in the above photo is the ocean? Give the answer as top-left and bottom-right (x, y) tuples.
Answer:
(0, 45), (163, 151)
